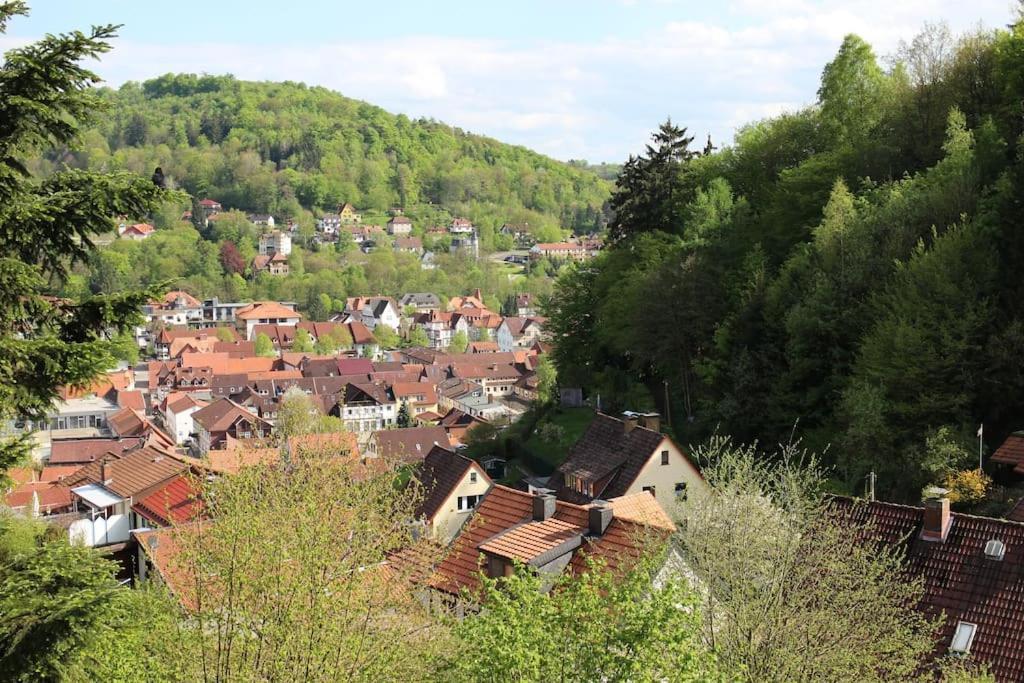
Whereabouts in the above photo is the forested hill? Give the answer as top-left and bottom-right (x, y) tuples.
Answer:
(39, 73), (610, 240)
(547, 24), (1024, 504)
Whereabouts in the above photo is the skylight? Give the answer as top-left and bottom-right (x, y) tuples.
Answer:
(950, 621), (977, 654)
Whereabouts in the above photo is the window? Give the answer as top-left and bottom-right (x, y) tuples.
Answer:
(661, 450), (670, 466)
(457, 495), (482, 511)
(675, 482), (688, 500)
(470, 472), (478, 483)
(643, 485), (656, 496)
(950, 621), (977, 654)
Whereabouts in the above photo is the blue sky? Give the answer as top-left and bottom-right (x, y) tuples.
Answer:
(3, 1), (1015, 161)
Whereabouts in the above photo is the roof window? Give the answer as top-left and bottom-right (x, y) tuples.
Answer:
(984, 539), (1006, 561)
(950, 621), (977, 654)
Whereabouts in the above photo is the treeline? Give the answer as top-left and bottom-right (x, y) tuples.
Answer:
(36, 74), (610, 244)
(547, 23), (1024, 501)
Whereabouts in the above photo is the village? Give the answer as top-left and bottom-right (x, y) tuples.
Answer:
(7, 221), (1024, 677)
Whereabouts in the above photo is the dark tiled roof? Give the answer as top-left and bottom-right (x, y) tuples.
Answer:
(830, 497), (1024, 681)
(414, 446), (485, 520)
(551, 413), (665, 501)
(991, 433), (1024, 474)
(372, 427), (451, 463)
(192, 398), (267, 433)
(1008, 499), (1024, 523)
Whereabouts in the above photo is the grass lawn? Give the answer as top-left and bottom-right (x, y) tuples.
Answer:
(519, 407), (597, 472)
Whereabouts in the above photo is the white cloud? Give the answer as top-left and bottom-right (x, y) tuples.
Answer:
(5, 1), (1014, 161)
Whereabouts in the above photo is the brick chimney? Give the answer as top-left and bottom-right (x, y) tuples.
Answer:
(588, 500), (614, 536)
(638, 412), (661, 432)
(532, 488), (556, 522)
(921, 487), (952, 542)
(622, 412), (639, 434)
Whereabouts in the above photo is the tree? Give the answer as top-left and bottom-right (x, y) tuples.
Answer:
(0, 515), (187, 681)
(406, 326), (429, 348)
(396, 402), (412, 428)
(0, 3), (173, 475)
(608, 119), (696, 242)
(677, 437), (938, 681)
(254, 332), (276, 357)
(818, 34), (890, 144)
(215, 326), (235, 342)
(477, 327), (491, 342)
(535, 355), (557, 405)
(447, 329), (468, 354)
(218, 240), (245, 275)
(292, 327), (314, 353)
(275, 387), (346, 438)
(372, 324), (399, 349)
(165, 445), (448, 680)
(447, 555), (716, 682)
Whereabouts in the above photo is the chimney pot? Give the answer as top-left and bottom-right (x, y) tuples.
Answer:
(622, 412), (639, 434)
(532, 488), (556, 522)
(921, 487), (952, 542)
(588, 500), (614, 536)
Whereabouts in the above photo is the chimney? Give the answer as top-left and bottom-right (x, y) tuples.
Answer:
(473, 288), (482, 302)
(100, 458), (112, 486)
(532, 488), (556, 522)
(588, 499), (614, 536)
(921, 487), (952, 542)
(638, 412), (661, 432)
(622, 412), (639, 434)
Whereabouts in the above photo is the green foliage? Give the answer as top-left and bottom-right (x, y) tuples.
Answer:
(396, 402), (412, 428)
(0, 3), (174, 472)
(448, 556), (716, 682)
(547, 24), (1024, 500)
(405, 325), (429, 348)
(534, 355), (557, 405)
(292, 327), (314, 353)
(447, 329), (468, 354)
(372, 324), (399, 349)
(254, 332), (275, 357)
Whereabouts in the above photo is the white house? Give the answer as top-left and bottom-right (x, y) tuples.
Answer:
(346, 297), (400, 332)
(163, 392), (208, 444)
(496, 316), (545, 352)
(235, 301), (302, 340)
(415, 446), (494, 544)
(318, 213), (341, 235)
(387, 216), (413, 235)
(258, 230), (292, 257)
(334, 383), (397, 435)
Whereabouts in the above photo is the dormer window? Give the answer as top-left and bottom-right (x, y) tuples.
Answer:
(950, 621), (977, 654)
(984, 539), (1006, 561)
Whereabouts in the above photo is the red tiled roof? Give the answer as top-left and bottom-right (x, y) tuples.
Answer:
(48, 437), (145, 464)
(830, 497), (1024, 681)
(5, 482), (73, 513)
(39, 465), (84, 482)
(116, 389), (146, 412)
(132, 475), (203, 526)
(991, 433), (1024, 474)
(429, 486), (674, 596)
(63, 446), (186, 499)
(235, 301), (301, 321)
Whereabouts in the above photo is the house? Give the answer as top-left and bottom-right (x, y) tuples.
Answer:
(258, 230), (292, 256)
(317, 213), (341, 235)
(333, 383), (397, 435)
(991, 431), (1024, 477)
(191, 398), (272, 454)
(413, 445), (493, 544)
(830, 491), (1024, 682)
(367, 426), (451, 463)
(515, 293), (536, 317)
(145, 290), (204, 328)
(500, 222), (531, 244)
(235, 301), (302, 339)
(387, 215), (413, 235)
(450, 362), (523, 398)
(394, 236), (423, 254)
(548, 412), (706, 513)
(449, 231), (479, 259)
(429, 486), (675, 597)
(398, 292), (441, 313)
(412, 310), (469, 350)
(251, 252), (289, 277)
(469, 341), (500, 354)
(449, 217), (474, 234)
(63, 446), (187, 547)
(529, 241), (595, 262)
(345, 296), (400, 332)
(338, 202), (361, 224)
(163, 392), (208, 444)
(449, 289), (487, 311)
(248, 213), (275, 227)
(437, 379), (506, 421)
(420, 251), (437, 270)
(497, 316), (545, 352)
(391, 382), (439, 416)
(131, 473), (204, 529)
(198, 199), (222, 217)
(120, 222), (155, 240)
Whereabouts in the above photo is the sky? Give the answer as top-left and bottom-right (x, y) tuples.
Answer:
(2, 1), (1016, 162)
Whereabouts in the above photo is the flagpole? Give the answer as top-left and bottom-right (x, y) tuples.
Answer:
(978, 424), (984, 473)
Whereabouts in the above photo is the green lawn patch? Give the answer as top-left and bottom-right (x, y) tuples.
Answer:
(519, 407), (596, 473)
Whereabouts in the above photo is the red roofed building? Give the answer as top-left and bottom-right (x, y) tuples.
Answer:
(132, 474), (203, 527)
(120, 222), (155, 240)
(235, 301), (301, 339)
(991, 432), (1024, 475)
(429, 486), (674, 598)
(830, 493), (1024, 681)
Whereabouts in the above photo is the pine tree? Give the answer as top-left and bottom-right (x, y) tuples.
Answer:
(0, 3), (173, 477)
(396, 402), (412, 428)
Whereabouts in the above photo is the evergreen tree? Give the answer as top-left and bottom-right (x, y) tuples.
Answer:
(396, 402), (412, 428)
(0, 2), (172, 476)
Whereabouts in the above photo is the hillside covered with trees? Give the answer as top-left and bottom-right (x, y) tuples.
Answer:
(38, 73), (611, 241)
(547, 22), (1024, 502)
